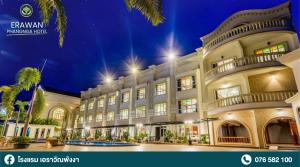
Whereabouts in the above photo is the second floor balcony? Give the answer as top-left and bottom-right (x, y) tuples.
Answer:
(207, 90), (297, 115)
(205, 52), (285, 84)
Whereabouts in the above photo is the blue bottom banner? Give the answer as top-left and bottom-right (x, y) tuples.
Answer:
(0, 152), (299, 167)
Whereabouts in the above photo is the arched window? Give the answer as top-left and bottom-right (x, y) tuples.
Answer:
(53, 108), (65, 120)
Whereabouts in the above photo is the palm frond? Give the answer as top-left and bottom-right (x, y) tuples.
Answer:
(35, 0), (53, 25)
(125, 0), (164, 26)
(53, 0), (67, 47)
(16, 67), (41, 91)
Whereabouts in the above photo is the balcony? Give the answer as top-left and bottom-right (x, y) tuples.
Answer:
(218, 137), (250, 144)
(207, 91), (296, 115)
(205, 52), (285, 84)
(203, 18), (293, 56)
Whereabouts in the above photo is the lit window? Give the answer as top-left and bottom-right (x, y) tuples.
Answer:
(107, 112), (114, 121)
(88, 115), (93, 122)
(177, 76), (196, 91)
(255, 43), (287, 55)
(136, 106), (146, 118)
(80, 104), (85, 112)
(108, 95), (116, 105)
(96, 114), (103, 122)
(53, 108), (64, 120)
(155, 82), (166, 96)
(179, 98), (197, 113)
(120, 109), (129, 120)
(88, 101), (94, 110)
(137, 88), (146, 100)
(121, 92), (130, 103)
(216, 86), (240, 99)
(98, 98), (104, 108)
(79, 116), (83, 123)
(154, 103), (167, 116)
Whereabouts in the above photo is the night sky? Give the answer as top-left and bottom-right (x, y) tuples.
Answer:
(0, 0), (299, 94)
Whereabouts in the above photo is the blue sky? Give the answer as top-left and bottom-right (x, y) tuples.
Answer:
(0, 0), (299, 94)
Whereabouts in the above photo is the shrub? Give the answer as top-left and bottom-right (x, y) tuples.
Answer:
(200, 134), (208, 144)
(12, 136), (31, 144)
(164, 130), (174, 142)
(123, 131), (129, 142)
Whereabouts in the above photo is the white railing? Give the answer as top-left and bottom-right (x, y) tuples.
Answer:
(203, 19), (292, 54)
(205, 52), (285, 81)
(207, 91), (297, 110)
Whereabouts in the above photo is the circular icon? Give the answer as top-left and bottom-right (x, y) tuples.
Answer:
(4, 154), (15, 165)
(241, 154), (252, 165)
(20, 4), (33, 17)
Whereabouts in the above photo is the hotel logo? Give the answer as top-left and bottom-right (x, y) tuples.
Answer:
(20, 4), (33, 17)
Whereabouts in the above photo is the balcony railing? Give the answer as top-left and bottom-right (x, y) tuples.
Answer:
(207, 91), (297, 111)
(205, 52), (285, 84)
(218, 137), (250, 143)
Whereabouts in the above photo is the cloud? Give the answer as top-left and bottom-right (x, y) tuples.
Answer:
(0, 50), (20, 61)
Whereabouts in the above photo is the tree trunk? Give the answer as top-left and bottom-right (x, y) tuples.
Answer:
(22, 86), (37, 136)
(14, 109), (20, 137)
(1, 116), (8, 137)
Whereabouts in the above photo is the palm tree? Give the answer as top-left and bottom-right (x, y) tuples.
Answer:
(125, 0), (164, 26)
(0, 85), (20, 137)
(14, 100), (29, 137)
(15, 67), (42, 136)
(34, 0), (163, 46)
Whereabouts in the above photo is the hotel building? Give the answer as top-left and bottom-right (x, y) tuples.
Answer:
(73, 2), (300, 148)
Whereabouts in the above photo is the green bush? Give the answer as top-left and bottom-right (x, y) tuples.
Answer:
(95, 130), (102, 139)
(30, 118), (59, 126)
(164, 130), (174, 142)
(200, 134), (208, 144)
(122, 131), (129, 142)
(12, 136), (31, 144)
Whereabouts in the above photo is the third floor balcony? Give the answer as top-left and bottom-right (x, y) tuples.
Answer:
(205, 52), (286, 85)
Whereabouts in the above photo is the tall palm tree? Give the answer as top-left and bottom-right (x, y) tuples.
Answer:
(0, 85), (20, 137)
(14, 100), (29, 137)
(34, 0), (163, 46)
(15, 68), (42, 136)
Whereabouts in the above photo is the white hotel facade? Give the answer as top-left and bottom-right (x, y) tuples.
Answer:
(72, 2), (300, 148)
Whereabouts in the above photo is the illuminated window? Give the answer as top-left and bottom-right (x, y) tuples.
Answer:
(107, 112), (114, 121)
(53, 108), (65, 120)
(179, 98), (197, 113)
(79, 116), (83, 123)
(108, 95), (116, 105)
(136, 106), (146, 118)
(216, 86), (240, 99)
(96, 114), (103, 122)
(98, 98), (104, 108)
(80, 104), (85, 112)
(177, 76), (196, 91)
(154, 103), (167, 116)
(88, 101), (94, 110)
(121, 92), (130, 103)
(155, 82), (166, 96)
(137, 88), (146, 100)
(255, 43), (287, 55)
(88, 115), (93, 122)
(120, 109), (129, 120)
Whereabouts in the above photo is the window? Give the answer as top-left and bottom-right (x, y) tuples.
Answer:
(96, 114), (103, 122)
(154, 103), (167, 116)
(79, 116), (83, 123)
(137, 88), (146, 100)
(121, 92), (130, 103)
(88, 115), (93, 122)
(107, 112), (114, 121)
(178, 98), (197, 113)
(80, 104), (85, 112)
(216, 86), (240, 99)
(88, 101), (94, 110)
(255, 43), (287, 55)
(108, 95), (116, 105)
(177, 76), (196, 91)
(155, 82), (166, 96)
(120, 109), (129, 120)
(53, 108), (64, 120)
(98, 98), (104, 108)
(136, 106), (146, 118)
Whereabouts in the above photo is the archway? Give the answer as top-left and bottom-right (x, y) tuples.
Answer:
(217, 121), (250, 144)
(264, 117), (299, 145)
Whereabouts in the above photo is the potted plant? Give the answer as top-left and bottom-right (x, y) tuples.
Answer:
(13, 136), (31, 149)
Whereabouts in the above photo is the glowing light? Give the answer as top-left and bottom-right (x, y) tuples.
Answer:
(103, 74), (114, 84)
(84, 126), (90, 130)
(271, 75), (277, 81)
(184, 120), (193, 125)
(136, 123), (143, 127)
(129, 64), (139, 75)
